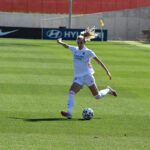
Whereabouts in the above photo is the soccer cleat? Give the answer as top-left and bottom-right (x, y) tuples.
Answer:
(61, 111), (72, 119)
(107, 86), (117, 97)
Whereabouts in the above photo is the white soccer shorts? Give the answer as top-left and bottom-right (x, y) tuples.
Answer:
(73, 74), (95, 87)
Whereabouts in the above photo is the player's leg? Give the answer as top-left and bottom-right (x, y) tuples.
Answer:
(89, 84), (117, 99)
(88, 84), (110, 99)
(67, 82), (81, 114)
(61, 82), (82, 119)
(86, 75), (117, 99)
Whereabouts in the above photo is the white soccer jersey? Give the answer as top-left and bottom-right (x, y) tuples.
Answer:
(68, 45), (97, 77)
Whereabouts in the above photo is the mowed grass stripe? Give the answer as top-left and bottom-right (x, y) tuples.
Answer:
(0, 51), (72, 59)
(0, 56), (149, 66)
(0, 83), (69, 95)
(0, 74), (149, 88)
(1, 95), (150, 116)
(0, 67), (149, 78)
(0, 112), (149, 143)
(0, 61), (73, 69)
(0, 67), (73, 76)
(1, 45), (149, 59)
(0, 47), (72, 56)
(0, 133), (149, 150)
(0, 74), (72, 85)
(0, 61), (149, 71)
(0, 56), (72, 64)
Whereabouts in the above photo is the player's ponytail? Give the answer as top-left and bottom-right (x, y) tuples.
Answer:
(80, 26), (98, 41)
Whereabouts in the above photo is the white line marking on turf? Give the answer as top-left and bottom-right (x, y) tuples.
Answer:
(112, 41), (150, 49)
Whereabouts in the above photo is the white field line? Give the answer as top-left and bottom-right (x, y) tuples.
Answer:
(111, 41), (150, 49)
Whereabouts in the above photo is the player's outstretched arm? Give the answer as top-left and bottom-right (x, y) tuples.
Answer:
(93, 57), (112, 80)
(57, 38), (69, 48)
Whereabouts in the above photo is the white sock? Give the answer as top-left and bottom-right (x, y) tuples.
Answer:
(67, 90), (75, 114)
(95, 88), (110, 99)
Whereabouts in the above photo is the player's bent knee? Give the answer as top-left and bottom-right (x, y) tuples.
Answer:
(69, 90), (75, 95)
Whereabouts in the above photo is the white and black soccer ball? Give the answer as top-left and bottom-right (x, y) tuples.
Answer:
(82, 108), (94, 120)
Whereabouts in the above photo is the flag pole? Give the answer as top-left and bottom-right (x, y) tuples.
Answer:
(68, 0), (72, 28)
(101, 27), (103, 42)
(99, 19), (105, 41)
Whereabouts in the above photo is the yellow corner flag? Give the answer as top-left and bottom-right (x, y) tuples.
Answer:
(99, 19), (105, 27)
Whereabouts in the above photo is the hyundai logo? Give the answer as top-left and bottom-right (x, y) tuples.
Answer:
(46, 30), (62, 38)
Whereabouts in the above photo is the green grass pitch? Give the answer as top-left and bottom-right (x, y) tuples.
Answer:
(0, 38), (149, 150)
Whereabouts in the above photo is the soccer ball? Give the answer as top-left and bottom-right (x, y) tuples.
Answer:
(82, 108), (94, 120)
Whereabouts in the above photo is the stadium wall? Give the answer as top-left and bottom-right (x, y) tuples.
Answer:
(0, 7), (149, 40)
(0, 0), (150, 14)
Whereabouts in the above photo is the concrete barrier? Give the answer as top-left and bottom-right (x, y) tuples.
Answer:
(0, 7), (149, 40)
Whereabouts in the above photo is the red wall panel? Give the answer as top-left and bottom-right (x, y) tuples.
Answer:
(0, 0), (150, 14)
(0, 0), (12, 12)
(12, 0), (28, 12)
(43, 0), (57, 13)
(55, 1), (69, 14)
(28, 0), (43, 13)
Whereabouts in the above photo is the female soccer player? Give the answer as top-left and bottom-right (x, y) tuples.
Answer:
(57, 28), (117, 119)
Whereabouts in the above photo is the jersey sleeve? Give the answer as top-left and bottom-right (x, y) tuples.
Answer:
(68, 45), (77, 53)
(88, 50), (97, 58)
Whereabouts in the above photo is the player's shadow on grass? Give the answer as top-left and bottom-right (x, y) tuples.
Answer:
(24, 118), (95, 122)
(10, 117), (101, 122)
(24, 118), (68, 122)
